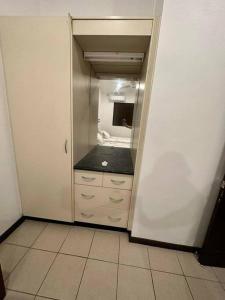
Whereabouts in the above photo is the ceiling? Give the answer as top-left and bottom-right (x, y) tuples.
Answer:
(75, 35), (150, 53)
(74, 35), (150, 76)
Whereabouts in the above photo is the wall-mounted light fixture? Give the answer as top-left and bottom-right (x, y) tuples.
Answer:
(84, 52), (144, 63)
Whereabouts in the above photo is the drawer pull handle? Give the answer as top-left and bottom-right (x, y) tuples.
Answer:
(108, 216), (122, 222)
(110, 179), (125, 185)
(81, 176), (96, 182)
(81, 193), (95, 200)
(109, 197), (124, 203)
(81, 212), (94, 219)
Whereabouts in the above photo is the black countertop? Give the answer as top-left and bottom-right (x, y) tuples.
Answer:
(74, 145), (134, 175)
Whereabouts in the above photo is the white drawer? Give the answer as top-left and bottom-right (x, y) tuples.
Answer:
(75, 207), (128, 228)
(75, 184), (130, 210)
(103, 187), (131, 209)
(75, 185), (103, 210)
(103, 173), (133, 190)
(74, 170), (103, 187)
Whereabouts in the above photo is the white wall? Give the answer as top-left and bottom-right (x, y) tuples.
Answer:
(132, 0), (225, 247)
(0, 46), (22, 235)
(0, 0), (155, 17)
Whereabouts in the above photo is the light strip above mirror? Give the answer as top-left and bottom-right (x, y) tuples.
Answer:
(84, 52), (144, 63)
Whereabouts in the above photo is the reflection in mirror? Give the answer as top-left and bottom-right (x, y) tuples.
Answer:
(97, 79), (138, 148)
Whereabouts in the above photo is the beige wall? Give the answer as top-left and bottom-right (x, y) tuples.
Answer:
(73, 37), (91, 164)
(131, 46), (150, 166)
(88, 69), (99, 149)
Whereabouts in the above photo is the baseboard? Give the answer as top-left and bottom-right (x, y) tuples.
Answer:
(24, 215), (74, 226)
(74, 221), (128, 232)
(129, 235), (199, 253)
(0, 216), (25, 244)
(2, 215), (199, 253)
(24, 216), (128, 232)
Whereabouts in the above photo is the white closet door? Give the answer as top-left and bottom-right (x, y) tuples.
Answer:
(0, 17), (73, 221)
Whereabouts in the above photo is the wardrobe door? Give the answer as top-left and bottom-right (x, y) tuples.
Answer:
(0, 17), (73, 221)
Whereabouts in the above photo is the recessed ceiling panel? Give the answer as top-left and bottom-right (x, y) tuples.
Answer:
(75, 35), (150, 53)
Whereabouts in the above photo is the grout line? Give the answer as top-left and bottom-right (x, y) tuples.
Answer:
(75, 229), (96, 300)
(184, 274), (222, 283)
(6, 288), (36, 297)
(35, 252), (58, 297)
(5, 236), (223, 281)
(146, 244), (150, 269)
(3, 242), (30, 248)
(211, 267), (225, 291)
(149, 270), (156, 300)
(175, 252), (220, 282)
(210, 266), (225, 284)
(3, 246), (30, 284)
(5, 221), (225, 299)
(116, 232), (121, 300)
(176, 252), (194, 300)
(7, 287), (60, 300)
(3, 222), (47, 286)
(58, 225), (73, 253)
(183, 276), (195, 300)
(147, 247), (156, 299)
(35, 293), (59, 300)
(30, 222), (49, 248)
(35, 225), (72, 298)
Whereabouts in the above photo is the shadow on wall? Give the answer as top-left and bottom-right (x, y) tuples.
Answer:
(137, 151), (207, 246)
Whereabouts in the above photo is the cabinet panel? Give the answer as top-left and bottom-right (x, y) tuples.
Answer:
(0, 17), (72, 221)
(103, 173), (133, 190)
(75, 170), (103, 186)
(73, 20), (152, 36)
(75, 207), (128, 228)
(75, 184), (130, 210)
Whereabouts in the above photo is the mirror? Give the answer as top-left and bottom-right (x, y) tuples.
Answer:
(97, 78), (138, 148)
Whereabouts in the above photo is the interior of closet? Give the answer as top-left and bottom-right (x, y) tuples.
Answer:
(72, 19), (153, 228)
(73, 19), (152, 171)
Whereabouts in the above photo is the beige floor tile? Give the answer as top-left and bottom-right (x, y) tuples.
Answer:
(152, 270), (192, 300)
(148, 246), (183, 274)
(77, 259), (117, 300)
(89, 230), (119, 263)
(177, 252), (218, 281)
(5, 221), (46, 247)
(117, 265), (155, 300)
(119, 234), (149, 268)
(6, 249), (56, 294)
(0, 243), (28, 280)
(5, 290), (35, 300)
(60, 226), (94, 257)
(187, 277), (225, 300)
(213, 267), (225, 282)
(32, 223), (70, 252)
(35, 297), (52, 300)
(38, 254), (85, 300)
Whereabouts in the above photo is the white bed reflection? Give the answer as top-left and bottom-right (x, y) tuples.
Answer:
(97, 130), (131, 148)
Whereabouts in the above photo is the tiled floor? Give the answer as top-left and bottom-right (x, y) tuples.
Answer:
(1, 221), (225, 300)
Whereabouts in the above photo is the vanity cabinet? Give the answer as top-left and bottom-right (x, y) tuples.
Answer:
(74, 170), (133, 228)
